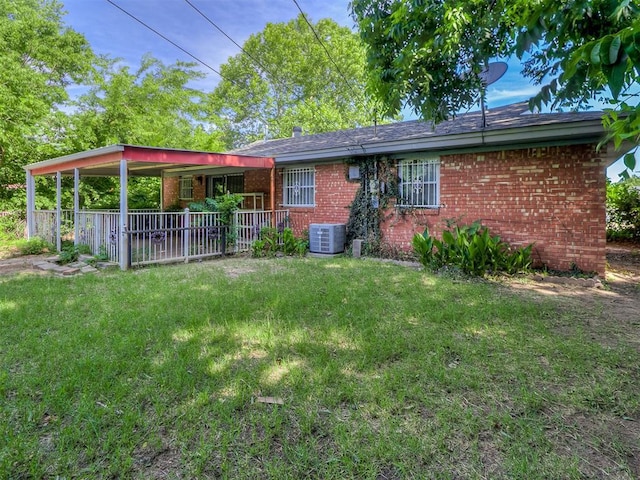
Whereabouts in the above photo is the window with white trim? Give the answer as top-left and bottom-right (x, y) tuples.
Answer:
(179, 176), (193, 200)
(283, 167), (315, 206)
(397, 158), (440, 207)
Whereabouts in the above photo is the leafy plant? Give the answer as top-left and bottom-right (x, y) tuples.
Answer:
(58, 244), (80, 265)
(0, 212), (26, 241)
(606, 178), (640, 240)
(413, 221), (533, 276)
(188, 197), (218, 213)
(251, 239), (268, 258)
(189, 194), (243, 225)
(251, 227), (307, 257)
(16, 237), (53, 256)
(76, 244), (92, 255)
(95, 245), (110, 262)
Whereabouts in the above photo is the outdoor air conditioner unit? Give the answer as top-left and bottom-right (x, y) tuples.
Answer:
(309, 223), (346, 254)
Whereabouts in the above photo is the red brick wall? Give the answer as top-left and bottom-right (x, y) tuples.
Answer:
(161, 145), (607, 275)
(193, 176), (205, 203)
(162, 176), (202, 209)
(244, 170), (271, 210)
(162, 177), (179, 209)
(381, 144), (607, 275)
(276, 163), (360, 234)
(163, 171), (273, 210)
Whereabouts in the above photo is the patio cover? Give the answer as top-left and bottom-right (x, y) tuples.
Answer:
(24, 144), (276, 269)
(25, 144), (274, 176)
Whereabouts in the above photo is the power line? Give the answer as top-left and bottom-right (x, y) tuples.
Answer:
(105, 0), (364, 148)
(183, 0), (269, 75)
(291, 0), (363, 104)
(105, 0), (223, 78)
(184, 0), (363, 147)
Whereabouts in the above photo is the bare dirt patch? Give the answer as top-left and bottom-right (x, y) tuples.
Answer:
(504, 242), (640, 352)
(0, 255), (51, 277)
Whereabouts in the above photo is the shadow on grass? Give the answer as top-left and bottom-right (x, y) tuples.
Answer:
(0, 257), (639, 478)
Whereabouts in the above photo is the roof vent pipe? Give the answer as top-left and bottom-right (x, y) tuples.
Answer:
(292, 126), (302, 138)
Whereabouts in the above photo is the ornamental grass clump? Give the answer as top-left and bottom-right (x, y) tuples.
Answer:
(413, 221), (533, 276)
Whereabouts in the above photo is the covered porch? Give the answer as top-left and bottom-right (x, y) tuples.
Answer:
(24, 145), (285, 270)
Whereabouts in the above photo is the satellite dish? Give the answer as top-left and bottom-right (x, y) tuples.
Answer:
(478, 61), (508, 128)
(479, 62), (508, 86)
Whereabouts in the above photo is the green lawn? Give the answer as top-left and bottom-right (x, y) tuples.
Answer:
(1, 257), (638, 479)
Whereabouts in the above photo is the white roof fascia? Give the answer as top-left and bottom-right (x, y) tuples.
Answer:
(24, 144), (124, 171)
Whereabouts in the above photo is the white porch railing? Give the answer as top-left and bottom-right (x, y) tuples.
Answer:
(234, 210), (290, 252)
(32, 210), (74, 246)
(30, 208), (290, 268)
(76, 211), (121, 263)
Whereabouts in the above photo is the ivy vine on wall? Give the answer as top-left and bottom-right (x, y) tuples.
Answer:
(345, 155), (399, 254)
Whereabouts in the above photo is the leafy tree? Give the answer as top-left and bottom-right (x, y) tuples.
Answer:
(351, 0), (640, 174)
(70, 54), (223, 151)
(67, 55), (226, 209)
(0, 0), (93, 208)
(210, 14), (380, 147)
(606, 176), (640, 239)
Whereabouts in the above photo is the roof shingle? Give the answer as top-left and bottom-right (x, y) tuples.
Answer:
(230, 102), (604, 158)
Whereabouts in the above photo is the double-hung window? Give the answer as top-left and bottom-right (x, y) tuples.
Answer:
(397, 158), (440, 207)
(283, 167), (315, 207)
(179, 176), (193, 200)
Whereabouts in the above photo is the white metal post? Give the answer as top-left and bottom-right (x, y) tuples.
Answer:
(56, 171), (62, 252)
(160, 170), (164, 211)
(183, 208), (190, 263)
(26, 170), (36, 239)
(119, 160), (129, 270)
(74, 168), (80, 246)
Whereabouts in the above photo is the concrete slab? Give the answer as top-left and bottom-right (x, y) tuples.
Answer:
(35, 262), (57, 271)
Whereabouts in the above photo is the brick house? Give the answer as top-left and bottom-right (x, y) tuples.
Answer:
(162, 103), (624, 275)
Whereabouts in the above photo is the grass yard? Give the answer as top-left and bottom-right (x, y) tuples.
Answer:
(0, 257), (638, 479)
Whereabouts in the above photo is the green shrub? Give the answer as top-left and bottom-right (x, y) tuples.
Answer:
(606, 178), (640, 240)
(189, 194), (243, 225)
(0, 212), (26, 241)
(251, 227), (307, 257)
(95, 245), (110, 261)
(16, 237), (53, 256)
(76, 244), (92, 255)
(58, 245), (80, 264)
(412, 221), (533, 276)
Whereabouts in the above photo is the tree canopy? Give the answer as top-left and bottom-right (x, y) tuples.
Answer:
(210, 14), (379, 147)
(0, 0), (93, 207)
(70, 54), (223, 152)
(351, 0), (640, 173)
(0, 0), (224, 210)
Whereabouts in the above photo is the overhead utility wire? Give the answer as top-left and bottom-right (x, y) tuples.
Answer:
(105, 0), (223, 78)
(291, 0), (364, 105)
(106, 0), (364, 149)
(291, 0), (377, 138)
(184, 0), (363, 148)
(183, 0), (269, 75)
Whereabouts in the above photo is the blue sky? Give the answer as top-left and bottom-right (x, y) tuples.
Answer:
(62, 0), (632, 179)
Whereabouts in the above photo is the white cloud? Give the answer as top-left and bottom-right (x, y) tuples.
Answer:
(487, 86), (541, 103)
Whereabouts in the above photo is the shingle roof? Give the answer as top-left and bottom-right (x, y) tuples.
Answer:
(230, 102), (605, 159)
